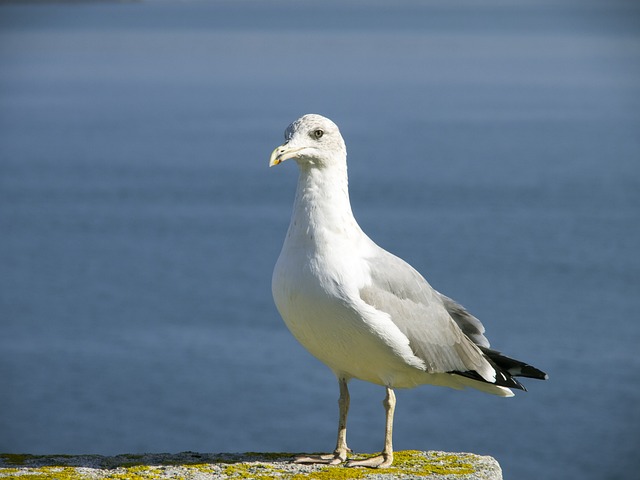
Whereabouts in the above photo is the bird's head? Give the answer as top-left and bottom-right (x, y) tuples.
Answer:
(269, 114), (347, 169)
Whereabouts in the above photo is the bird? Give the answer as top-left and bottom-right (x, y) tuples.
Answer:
(269, 114), (547, 468)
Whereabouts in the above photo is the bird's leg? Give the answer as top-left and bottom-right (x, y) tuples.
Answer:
(346, 387), (395, 468)
(294, 377), (351, 465)
(333, 376), (351, 458)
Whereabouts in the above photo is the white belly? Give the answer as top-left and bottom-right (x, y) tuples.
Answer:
(272, 247), (427, 387)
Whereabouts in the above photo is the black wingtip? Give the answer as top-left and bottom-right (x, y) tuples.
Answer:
(450, 348), (547, 392)
(480, 347), (548, 381)
(451, 368), (528, 391)
(519, 364), (549, 381)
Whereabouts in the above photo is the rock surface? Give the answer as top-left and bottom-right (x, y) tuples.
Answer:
(0, 450), (502, 479)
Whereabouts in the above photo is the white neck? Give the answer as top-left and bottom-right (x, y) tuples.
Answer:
(285, 162), (361, 247)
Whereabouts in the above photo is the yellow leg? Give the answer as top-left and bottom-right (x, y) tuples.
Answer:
(346, 387), (395, 468)
(294, 377), (351, 465)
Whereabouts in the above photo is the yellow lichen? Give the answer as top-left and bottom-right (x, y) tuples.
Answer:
(290, 466), (367, 480)
(379, 450), (475, 476)
(182, 462), (218, 473)
(0, 468), (21, 478)
(0, 466), (85, 480)
(221, 462), (283, 479)
(0, 450), (480, 479)
(105, 464), (171, 480)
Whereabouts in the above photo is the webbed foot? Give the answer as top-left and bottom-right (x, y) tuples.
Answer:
(345, 452), (393, 468)
(293, 448), (350, 465)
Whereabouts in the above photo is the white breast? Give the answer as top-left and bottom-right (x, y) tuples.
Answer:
(272, 234), (427, 387)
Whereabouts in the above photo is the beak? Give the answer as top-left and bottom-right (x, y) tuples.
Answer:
(269, 144), (303, 167)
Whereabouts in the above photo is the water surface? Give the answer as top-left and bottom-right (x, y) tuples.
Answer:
(1, 2), (639, 479)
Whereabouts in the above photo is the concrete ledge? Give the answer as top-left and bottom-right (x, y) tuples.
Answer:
(0, 450), (502, 479)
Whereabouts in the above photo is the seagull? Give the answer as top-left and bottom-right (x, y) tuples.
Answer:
(269, 114), (547, 468)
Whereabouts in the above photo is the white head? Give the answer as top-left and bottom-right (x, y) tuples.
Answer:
(269, 114), (347, 169)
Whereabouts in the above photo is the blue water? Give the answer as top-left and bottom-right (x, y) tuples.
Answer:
(1, 1), (639, 479)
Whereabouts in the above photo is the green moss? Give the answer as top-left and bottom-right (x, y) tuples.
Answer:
(290, 467), (367, 480)
(284, 450), (475, 478)
(0, 453), (79, 468)
(286, 450), (475, 479)
(0, 453), (31, 466)
(0, 450), (479, 479)
(391, 450), (475, 476)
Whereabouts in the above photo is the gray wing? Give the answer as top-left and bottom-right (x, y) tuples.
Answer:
(360, 248), (494, 381)
(437, 293), (490, 348)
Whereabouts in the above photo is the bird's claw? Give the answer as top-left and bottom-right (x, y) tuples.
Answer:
(294, 450), (392, 469)
(293, 449), (349, 465)
(345, 453), (393, 469)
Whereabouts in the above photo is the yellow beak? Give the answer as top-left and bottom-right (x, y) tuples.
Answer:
(269, 145), (304, 167)
(269, 146), (283, 167)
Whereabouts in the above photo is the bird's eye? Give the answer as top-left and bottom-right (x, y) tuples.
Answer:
(312, 129), (324, 139)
